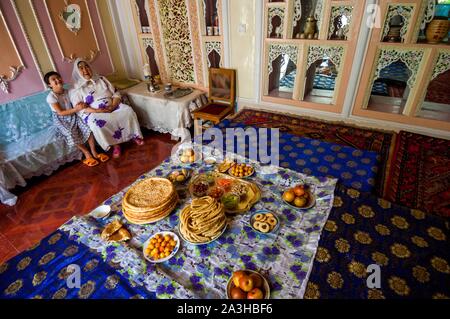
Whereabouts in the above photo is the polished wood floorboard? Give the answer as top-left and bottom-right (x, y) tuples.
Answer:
(0, 130), (177, 264)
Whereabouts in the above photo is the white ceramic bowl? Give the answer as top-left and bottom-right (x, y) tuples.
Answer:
(90, 205), (111, 219)
(143, 231), (180, 263)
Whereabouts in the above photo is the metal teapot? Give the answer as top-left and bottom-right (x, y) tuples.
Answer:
(304, 16), (317, 38)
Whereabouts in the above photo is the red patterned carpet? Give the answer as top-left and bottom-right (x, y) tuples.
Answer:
(0, 130), (177, 264)
(230, 109), (396, 197)
(386, 131), (450, 218)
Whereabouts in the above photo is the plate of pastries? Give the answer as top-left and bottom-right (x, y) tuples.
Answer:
(178, 196), (227, 245)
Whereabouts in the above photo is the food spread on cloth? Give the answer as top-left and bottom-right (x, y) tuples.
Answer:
(188, 172), (261, 213)
(101, 220), (132, 242)
(122, 177), (178, 224)
(179, 196), (227, 244)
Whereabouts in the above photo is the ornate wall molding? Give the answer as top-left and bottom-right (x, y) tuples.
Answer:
(431, 50), (450, 81)
(268, 6), (285, 37)
(314, 0), (324, 33)
(27, 0), (57, 76)
(374, 47), (424, 88)
(420, 0), (436, 31)
(43, 0), (100, 63)
(0, 66), (24, 94)
(268, 44), (298, 74)
(186, 0), (204, 86)
(381, 4), (414, 43)
(0, 6), (25, 93)
(293, 0), (302, 29)
(148, 0), (168, 82)
(142, 37), (154, 50)
(328, 5), (353, 40)
(158, 0), (195, 83)
(307, 45), (344, 70)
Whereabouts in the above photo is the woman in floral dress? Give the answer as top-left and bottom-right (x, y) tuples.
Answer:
(70, 59), (144, 158)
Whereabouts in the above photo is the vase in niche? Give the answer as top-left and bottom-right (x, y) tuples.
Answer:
(426, 18), (450, 44)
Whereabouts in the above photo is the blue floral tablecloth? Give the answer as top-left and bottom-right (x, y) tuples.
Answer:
(59, 150), (337, 299)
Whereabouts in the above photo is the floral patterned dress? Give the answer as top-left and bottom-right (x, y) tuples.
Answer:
(46, 90), (91, 148)
(70, 76), (143, 151)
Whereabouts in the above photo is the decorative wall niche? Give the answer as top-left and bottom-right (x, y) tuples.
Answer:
(416, 50), (450, 121)
(134, 0), (151, 33)
(0, 7), (24, 94)
(268, 6), (285, 38)
(302, 45), (344, 104)
(202, 0), (220, 35)
(292, 0), (324, 39)
(366, 47), (425, 114)
(141, 37), (160, 77)
(328, 5), (353, 41)
(381, 4), (414, 43)
(205, 41), (222, 68)
(266, 43), (299, 99)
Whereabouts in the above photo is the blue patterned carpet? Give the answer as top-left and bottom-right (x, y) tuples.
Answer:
(305, 185), (450, 299)
(211, 120), (380, 193)
(0, 230), (155, 299)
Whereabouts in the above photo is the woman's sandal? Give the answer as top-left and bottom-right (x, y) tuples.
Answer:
(95, 153), (110, 162)
(112, 146), (122, 158)
(133, 138), (145, 146)
(83, 158), (99, 167)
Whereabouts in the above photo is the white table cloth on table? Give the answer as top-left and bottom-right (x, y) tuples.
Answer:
(124, 83), (208, 142)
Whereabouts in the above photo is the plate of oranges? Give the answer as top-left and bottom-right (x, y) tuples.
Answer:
(281, 184), (315, 210)
(143, 231), (180, 263)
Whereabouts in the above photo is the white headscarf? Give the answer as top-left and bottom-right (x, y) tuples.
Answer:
(72, 58), (100, 89)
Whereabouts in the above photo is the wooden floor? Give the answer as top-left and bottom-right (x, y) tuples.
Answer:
(0, 130), (177, 264)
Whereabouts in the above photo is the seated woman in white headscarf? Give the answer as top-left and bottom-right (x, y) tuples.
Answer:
(70, 58), (144, 158)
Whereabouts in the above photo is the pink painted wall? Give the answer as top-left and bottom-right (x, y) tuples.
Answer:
(32, 0), (114, 84)
(0, 1), (44, 104)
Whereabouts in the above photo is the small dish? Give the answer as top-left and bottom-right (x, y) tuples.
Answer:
(167, 169), (191, 184)
(226, 269), (270, 299)
(282, 191), (316, 210)
(203, 157), (217, 167)
(90, 205), (111, 219)
(143, 231), (180, 263)
(227, 163), (255, 179)
(250, 210), (280, 234)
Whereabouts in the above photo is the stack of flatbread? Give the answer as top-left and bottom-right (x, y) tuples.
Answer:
(122, 177), (178, 224)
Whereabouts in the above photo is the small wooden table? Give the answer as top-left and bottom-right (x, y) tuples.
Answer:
(124, 83), (207, 141)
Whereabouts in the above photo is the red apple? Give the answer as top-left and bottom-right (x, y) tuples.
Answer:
(249, 273), (263, 288)
(230, 287), (247, 299)
(232, 271), (246, 288)
(247, 288), (264, 299)
(239, 275), (254, 292)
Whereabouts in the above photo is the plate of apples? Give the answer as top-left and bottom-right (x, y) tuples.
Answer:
(281, 184), (316, 210)
(226, 269), (270, 299)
